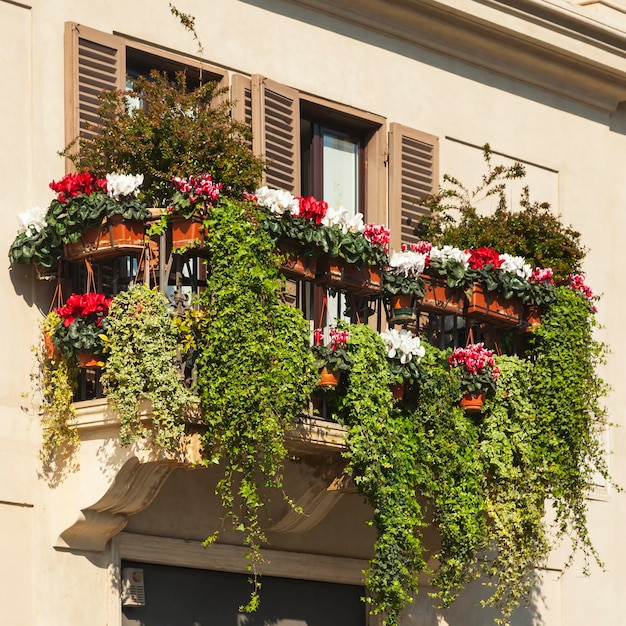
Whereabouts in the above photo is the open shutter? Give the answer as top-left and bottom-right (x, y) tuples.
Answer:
(388, 123), (439, 251)
(64, 22), (125, 158)
(231, 74), (253, 152)
(251, 76), (301, 195)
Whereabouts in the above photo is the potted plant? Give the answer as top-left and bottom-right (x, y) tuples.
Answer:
(380, 327), (425, 398)
(447, 342), (500, 411)
(312, 326), (353, 387)
(316, 204), (390, 296)
(52, 291), (112, 366)
(8, 206), (63, 278)
(520, 266), (556, 329)
(151, 173), (222, 253)
(256, 187), (328, 279)
(45, 171), (151, 261)
(382, 249), (427, 323)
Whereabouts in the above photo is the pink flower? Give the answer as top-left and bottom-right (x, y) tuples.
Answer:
(364, 224), (390, 253)
(530, 267), (554, 284)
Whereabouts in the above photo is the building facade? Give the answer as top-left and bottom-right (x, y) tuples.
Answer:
(2, 0), (626, 624)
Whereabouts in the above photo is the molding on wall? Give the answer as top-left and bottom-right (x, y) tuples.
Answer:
(285, 0), (626, 112)
(115, 531), (369, 585)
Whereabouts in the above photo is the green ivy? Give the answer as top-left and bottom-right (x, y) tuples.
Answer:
(194, 198), (318, 611)
(337, 324), (425, 626)
(101, 284), (197, 449)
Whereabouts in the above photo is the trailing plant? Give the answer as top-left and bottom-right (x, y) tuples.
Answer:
(337, 324), (424, 626)
(420, 144), (585, 280)
(101, 284), (198, 448)
(38, 312), (79, 462)
(62, 71), (264, 205)
(194, 198), (318, 611)
(527, 285), (610, 570)
(410, 342), (488, 609)
(477, 356), (549, 624)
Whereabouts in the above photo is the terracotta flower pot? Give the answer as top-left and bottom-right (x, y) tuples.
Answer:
(315, 257), (382, 297)
(389, 382), (405, 400)
(417, 274), (465, 316)
(44, 333), (59, 362)
(388, 294), (416, 323)
(319, 366), (341, 388)
(79, 351), (102, 368)
(465, 283), (522, 328)
(277, 240), (318, 281)
(459, 390), (486, 412)
(170, 216), (208, 256)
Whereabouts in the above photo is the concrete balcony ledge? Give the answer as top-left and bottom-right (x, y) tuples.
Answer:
(54, 399), (348, 553)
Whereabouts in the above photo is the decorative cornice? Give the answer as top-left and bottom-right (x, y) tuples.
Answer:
(285, 0), (626, 112)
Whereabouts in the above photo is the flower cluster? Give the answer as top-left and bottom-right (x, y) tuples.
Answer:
(498, 253), (532, 279)
(255, 186), (300, 216)
(322, 206), (364, 232)
(566, 273), (597, 312)
(430, 244), (471, 268)
(299, 196), (328, 224)
(530, 267), (554, 283)
(402, 241), (433, 255)
(55, 292), (112, 328)
(17, 206), (47, 236)
(467, 246), (503, 270)
(388, 250), (428, 277)
(106, 173), (144, 199)
(381, 328), (425, 385)
(364, 223), (390, 253)
(49, 171), (107, 204)
(312, 326), (353, 372)
(448, 343), (500, 394)
(172, 173), (222, 204)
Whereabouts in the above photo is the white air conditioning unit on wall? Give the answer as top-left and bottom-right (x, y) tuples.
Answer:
(121, 567), (145, 607)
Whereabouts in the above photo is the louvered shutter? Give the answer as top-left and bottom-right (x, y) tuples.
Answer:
(388, 123), (439, 250)
(231, 74), (253, 152)
(251, 76), (301, 194)
(64, 23), (125, 154)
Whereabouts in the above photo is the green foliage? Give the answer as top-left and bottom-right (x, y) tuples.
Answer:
(194, 198), (318, 610)
(420, 145), (585, 279)
(101, 284), (198, 448)
(528, 286), (610, 568)
(382, 270), (426, 297)
(337, 324), (425, 626)
(261, 210), (331, 257)
(62, 72), (264, 206)
(8, 226), (62, 268)
(39, 313), (79, 461)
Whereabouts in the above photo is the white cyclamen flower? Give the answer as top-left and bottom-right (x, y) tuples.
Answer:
(430, 245), (470, 268)
(346, 211), (365, 233)
(17, 206), (47, 236)
(389, 250), (428, 276)
(255, 186), (300, 216)
(106, 173), (144, 199)
(321, 205), (350, 230)
(381, 328), (425, 364)
(499, 253), (532, 279)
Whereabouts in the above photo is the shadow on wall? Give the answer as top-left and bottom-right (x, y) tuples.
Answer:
(402, 576), (546, 626)
(239, 0), (619, 129)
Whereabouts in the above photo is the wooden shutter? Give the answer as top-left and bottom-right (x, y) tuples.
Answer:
(388, 123), (439, 251)
(64, 22), (125, 158)
(251, 76), (301, 194)
(231, 74), (253, 152)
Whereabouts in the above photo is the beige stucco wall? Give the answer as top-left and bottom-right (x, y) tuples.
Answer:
(3, 0), (626, 624)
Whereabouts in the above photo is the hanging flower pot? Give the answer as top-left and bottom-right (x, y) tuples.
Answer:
(465, 283), (522, 328)
(319, 366), (341, 388)
(519, 305), (541, 333)
(43, 333), (59, 362)
(417, 274), (465, 316)
(277, 240), (318, 281)
(388, 294), (416, 323)
(389, 381), (405, 400)
(459, 390), (486, 412)
(78, 350), (102, 368)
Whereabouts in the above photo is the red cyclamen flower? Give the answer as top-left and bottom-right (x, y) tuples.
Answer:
(49, 172), (107, 204)
(467, 247), (503, 270)
(298, 196), (328, 224)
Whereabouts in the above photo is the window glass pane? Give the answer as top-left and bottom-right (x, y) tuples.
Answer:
(322, 133), (359, 215)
